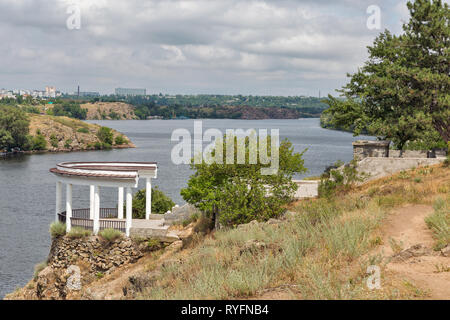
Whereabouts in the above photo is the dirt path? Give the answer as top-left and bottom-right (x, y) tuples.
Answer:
(377, 204), (449, 299)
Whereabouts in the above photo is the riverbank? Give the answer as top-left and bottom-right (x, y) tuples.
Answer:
(6, 163), (449, 300)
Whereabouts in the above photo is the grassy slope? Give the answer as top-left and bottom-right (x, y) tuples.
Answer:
(29, 114), (135, 151)
(134, 164), (448, 300)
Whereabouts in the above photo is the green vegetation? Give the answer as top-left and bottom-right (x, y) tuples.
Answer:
(49, 222), (66, 238)
(0, 105), (30, 151)
(67, 227), (92, 239)
(31, 129), (47, 151)
(181, 135), (306, 227)
(77, 127), (89, 134)
(131, 187), (175, 218)
(318, 160), (367, 198)
(33, 262), (47, 280)
(49, 134), (59, 148)
(425, 198), (449, 250)
(323, 0), (449, 150)
(47, 102), (87, 120)
(97, 126), (114, 145)
(114, 135), (128, 145)
(99, 228), (123, 242)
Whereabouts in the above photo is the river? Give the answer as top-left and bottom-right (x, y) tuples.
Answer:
(0, 118), (372, 298)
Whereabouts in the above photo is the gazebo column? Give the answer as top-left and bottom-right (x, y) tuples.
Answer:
(146, 178), (151, 220)
(93, 186), (100, 235)
(66, 184), (72, 233)
(118, 187), (124, 219)
(89, 185), (95, 220)
(126, 187), (132, 237)
(55, 181), (62, 222)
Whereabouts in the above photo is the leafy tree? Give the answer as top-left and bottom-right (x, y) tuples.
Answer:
(97, 126), (114, 145)
(131, 187), (175, 218)
(181, 135), (306, 227)
(324, 0), (449, 149)
(0, 106), (30, 151)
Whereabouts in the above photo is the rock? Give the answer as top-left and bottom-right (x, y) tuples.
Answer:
(237, 220), (259, 229)
(266, 218), (283, 225)
(240, 239), (267, 255)
(441, 245), (450, 257)
(391, 244), (431, 262)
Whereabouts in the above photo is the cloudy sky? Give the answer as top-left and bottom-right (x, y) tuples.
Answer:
(0, 0), (415, 96)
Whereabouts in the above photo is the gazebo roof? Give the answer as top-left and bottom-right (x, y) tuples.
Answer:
(50, 161), (157, 179)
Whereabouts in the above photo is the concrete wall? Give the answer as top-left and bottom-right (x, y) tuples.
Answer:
(293, 180), (319, 199)
(353, 140), (390, 161)
(356, 157), (444, 181)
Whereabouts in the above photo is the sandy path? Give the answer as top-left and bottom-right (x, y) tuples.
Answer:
(378, 205), (449, 299)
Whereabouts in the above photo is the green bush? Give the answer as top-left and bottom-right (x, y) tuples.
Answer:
(319, 160), (365, 198)
(50, 221), (66, 238)
(49, 134), (58, 148)
(114, 135), (127, 145)
(99, 228), (123, 242)
(64, 139), (72, 149)
(77, 127), (89, 134)
(32, 133), (47, 150)
(97, 126), (114, 145)
(131, 187), (175, 218)
(67, 227), (91, 239)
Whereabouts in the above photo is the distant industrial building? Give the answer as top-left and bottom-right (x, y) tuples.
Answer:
(115, 88), (146, 96)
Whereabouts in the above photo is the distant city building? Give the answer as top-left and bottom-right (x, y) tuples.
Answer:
(78, 91), (100, 97)
(45, 86), (56, 98)
(115, 88), (146, 96)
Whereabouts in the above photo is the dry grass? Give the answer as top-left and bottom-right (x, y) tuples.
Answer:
(130, 164), (449, 300)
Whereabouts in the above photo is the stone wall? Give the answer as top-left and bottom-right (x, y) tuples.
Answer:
(353, 140), (390, 161)
(353, 140), (447, 160)
(356, 157), (444, 181)
(48, 236), (143, 274)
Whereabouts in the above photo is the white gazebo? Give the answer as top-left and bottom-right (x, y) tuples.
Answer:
(50, 162), (157, 237)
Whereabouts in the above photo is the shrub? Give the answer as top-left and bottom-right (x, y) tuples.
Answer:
(67, 227), (91, 239)
(32, 133), (47, 150)
(77, 127), (89, 134)
(33, 262), (47, 280)
(64, 139), (72, 149)
(131, 187), (175, 218)
(319, 160), (365, 198)
(49, 134), (58, 148)
(425, 198), (449, 251)
(50, 221), (66, 238)
(99, 228), (123, 242)
(97, 126), (114, 145)
(114, 135), (127, 145)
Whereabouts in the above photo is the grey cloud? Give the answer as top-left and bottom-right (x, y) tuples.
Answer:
(0, 0), (409, 95)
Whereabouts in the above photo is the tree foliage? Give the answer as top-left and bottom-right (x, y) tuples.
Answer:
(0, 106), (30, 151)
(131, 187), (175, 218)
(324, 0), (449, 149)
(181, 135), (307, 227)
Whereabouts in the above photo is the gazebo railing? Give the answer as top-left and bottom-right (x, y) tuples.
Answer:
(58, 208), (125, 233)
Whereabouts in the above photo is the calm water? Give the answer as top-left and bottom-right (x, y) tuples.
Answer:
(0, 119), (372, 298)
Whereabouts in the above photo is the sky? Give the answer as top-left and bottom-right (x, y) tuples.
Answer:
(0, 0), (417, 96)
